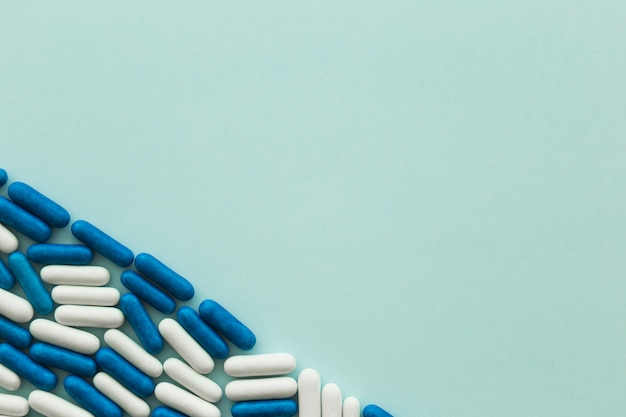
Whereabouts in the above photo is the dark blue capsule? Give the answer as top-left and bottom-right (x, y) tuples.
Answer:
(0, 316), (31, 348)
(0, 169), (7, 186)
(0, 342), (57, 390)
(232, 399), (298, 417)
(27, 243), (93, 265)
(0, 258), (14, 289)
(8, 182), (70, 228)
(71, 220), (134, 267)
(177, 306), (228, 359)
(95, 348), (155, 398)
(0, 196), (52, 242)
(152, 406), (187, 417)
(199, 299), (256, 350)
(134, 253), (194, 301)
(119, 293), (163, 354)
(121, 270), (176, 314)
(363, 404), (394, 417)
(30, 342), (97, 377)
(64, 375), (123, 417)
(8, 251), (53, 315)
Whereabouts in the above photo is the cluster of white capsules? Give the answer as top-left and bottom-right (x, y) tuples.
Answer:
(0, 167), (395, 417)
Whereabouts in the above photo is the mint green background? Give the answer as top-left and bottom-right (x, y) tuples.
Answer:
(1, 2), (626, 416)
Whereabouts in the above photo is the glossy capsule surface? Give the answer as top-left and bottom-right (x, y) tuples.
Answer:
(363, 404), (394, 417)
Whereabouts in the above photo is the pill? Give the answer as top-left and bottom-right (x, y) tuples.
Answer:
(0, 196), (51, 242)
(30, 342), (97, 377)
(0, 315), (31, 348)
(121, 270), (176, 314)
(321, 383), (342, 417)
(93, 372), (151, 417)
(225, 353), (296, 377)
(363, 404), (394, 417)
(298, 368), (321, 417)
(51, 285), (120, 306)
(0, 288), (34, 323)
(28, 390), (95, 417)
(119, 293), (163, 354)
(177, 306), (228, 359)
(343, 397), (360, 417)
(198, 299), (256, 350)
(0, 393), (29, 417)
(54, 305), (125, 328)
(158, 318), (215, 374)
(40, 264), (110, 286)
(29, 318), (100, 355)
(154, 382), (221, 417)
(0, 259), (15, 289)
(152, 407), (188, 417)
(7, 252), (53, 315)
(163, 358), (222, 403)
(27, 243), (93, 265)
(0, 363), (21, 391)
(71, 220), (134, 267)
(95, 348), (155, 398)
(225, 377), (298, 402)
(231, 399), (298, 417)
(64, 375), (123, 417)
(0, 343), (57, 390)
(134, 253), (194, 301)
(104, 329), (163, 378)
(0, 169), (6, 186)
(8, 182), (70, 228)
(0, 223), (18, 254)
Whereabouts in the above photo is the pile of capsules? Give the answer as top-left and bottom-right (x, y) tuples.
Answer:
(0, 168), (395, 417)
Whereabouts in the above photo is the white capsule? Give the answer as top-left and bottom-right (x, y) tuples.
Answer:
(158, 318), (214, 374)
(163, 358), (222, 403)
(0, 289), (34, 323)
(224, 353), (296, 377)
(29, 318), (100, 355)
(225, 376), (298, 401)
(322, 383), (342, 417)
(28, 390), (94, 417)
(51, 285), (120, 306)
(0, 393), (29, 416)
(343, 396), (360, 417)
(54, 305), (124, 328)
(154, 382), (221, 417)
(0, 224), (19, 254)
(93, 372), (150, 417)
(104, 329), (162, 378)
(0, 363), (21, 391)
(40, 265), (110, 286)
(298, 368), (321, 417)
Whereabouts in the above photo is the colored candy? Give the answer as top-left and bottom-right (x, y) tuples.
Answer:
(177, 306), (228, 359)
(95, 348), (155, 398)
(225, 377), (298, 401)
(0, 223), (19, 254)
(152, 406), (187, 417)
(0, 168), (6, 186)
(71, 220), (134, 267)
(0, 315), (32, 348)
(298, 368), (321, 417)
(363, 404), (394, 417)
(231, 399), (298, 417)
(104, 329), (163, 378)
(0, 196), (52, 242)
(158, 318), (215, 374)
(154, 381), (221, 417)
(163, 358), (222, 403)
(119, 293), (163, 354)
(0, 363), (21, 391)
(0, 258), (15, 289)
(30, 342), (97, 377)
(7, 251), (53, 315)
(28, 390), (95, 417)
(198, 299), (256, 350)
(64, 375), (123, 417)
(27, 243), (93, 265)
(225, 353), (296, 377)
(0, 393), (29, 417)
(8, 182), (70, 228)
(121, 270), (176, 314)
(29, 319), (100, 355)
(0, 288), (34, 323)
(134, 253), (194, 301)
(321, 383), (342, 417)
(54, 305), (125, 328)
(0, 343), (57, 390)
(93, 372), (151, 417)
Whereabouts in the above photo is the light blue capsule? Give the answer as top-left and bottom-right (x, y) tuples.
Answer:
(95, 347), (155, 398)
(152, 406), (187, 417)
(177, 306), (229, 359)
(199, 299), (256, 350)
(232, 399), (298, 417)
(121, 270), (176, 314)
(363, 404), (394, 417)
(0, 315), (31, 348)
(30, 342), (97, 377)
(8, 182), (70, 228)
(119, 293), (163, 354)
(0, 259), (14, 289)
(0, 168), (7, 186)
(71, 220), (134, 267)
(0, 196), (52, 242)
(64, 375), (123, 417)
(134, 253), (194, 301)
(0, 342), (57, 390)
(27, 243), (93, 265)
(7, 252), (53, 315)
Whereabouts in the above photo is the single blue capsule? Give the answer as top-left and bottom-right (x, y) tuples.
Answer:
(71, 220), (134, 267)
(177, 306), (228, 359)
(0, 259), (14, 290)
(30, 342), (97, 377)
(134, 253), (194, 301)
(95, 348), (155, 398)
(8, 251), (53, 315)
(8, 182), (70, 228)
(0, 342), (57, 390)
(64, 375), (123, 417)
(199, 299), (256, 350)
(121, 270), (176, 314)
(0, 316), (32, 348)
(363, 404), (394, 417)
(152, 406), (187, 417)
(27, 243), (93, 265)
(0, 196), (51, 242)
(232, 399), (298, 417)
(0, 169), (7, 186)
(119, 293), (163, 354)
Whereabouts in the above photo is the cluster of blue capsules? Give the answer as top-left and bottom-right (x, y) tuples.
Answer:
(0, 167), (395, 417)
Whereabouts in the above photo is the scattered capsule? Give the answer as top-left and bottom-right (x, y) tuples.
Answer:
(95, 348), (155, 398)
(321, 383), (342, 417)
(225, 353), (296, 377)
(158, 318), (215, 374)
(231, 399), (298, 417)
(0, 343), (57, 390)
(27, 243), (93, 265)
(55, 305), (124, 328)
(0, 223), (19, 254)
(40, 264), (110, 286)
(225, 377), (298, 402)
(51, 285), (120, 306)
(298, 368), (321, 417)
(71, 220), (134, 267)
(0, 363), (21, 391)
(134, 253), (194, 301)
(0, 169), (6, 186)
(151, 406), (188, 417)
(64, 375), (123, 417)
(8, 182), (70, 228)
(154, 382), (221, 417)
(93, 372), (151, 417)
(8, 251), (53, 315)
(363, 404), (394, 417)
(28, 390), (95, 417)
(29, 319), (100, 355)
(177, 306), (228, 359)
(0, 392), (29, 417)
(30, 342), (97, 377)
(0, 258), (15, 289)
(343, 397), (361, 417)
(198, 299), (256, 350)
(121, 270), (176, 314)
(163, 358), (222, 403)
(0, 315), (31, 348)
(0, 288), (34, 323)
(0, 196), (52, 242)
(104, 329), (163, 378)
(119, 293), (163, 354)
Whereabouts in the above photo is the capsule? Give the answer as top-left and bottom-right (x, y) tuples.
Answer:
(29, 318), (100, 355)
(225, 377), (298, 402)
(93, 372), (151, 417)
(28, 390), (95, 417)
(154, 382), (221, 417)
(0, 288), (34, 323)
(71, 220), (134, 267)
(298, 368), (321, 417)
(163, 358), (222, 403)
(0, 168), (7, 186)
(0, 196), (51, 242)
(225, 353), (296, 377)
(0, 223), (19, 254)
(152, 406), (187, 417)
(363, 405), (394, 417)
(0, 393), (29, 417)
(104, 329), (163, 378)
(30, 342), (97, 377)
(0, 343), (57, 390)
(40, 264), (110, 286)
(198, 299), (255, 350)
(0, 315), (32, 348)
(51, 285), (120, 306)
(0, 258), (15, 289)
(134, 253), (194, 301)
(8, 182), (70, 228)
(232, 399), (298, 417)
(27, 243), (93, 265)
(343, 397), (361, 417)
(321, 383), (342, 417)
(0, 363), (21, 391)
(95, 348), (155, 398)
(158, 318), (215, 374)
(119, 293), (163, 354)
(177, 306), (228, 359)
(64, 375), (123, 417)
(54, 305), (124, 328)
(7, 252), (53, 315)
(121, 270), (176, 314)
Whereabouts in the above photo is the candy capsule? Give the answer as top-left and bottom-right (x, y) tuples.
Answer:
(134, 253), (194, 301)
(151, 407), (187, 417)
(231, 399), (298, 417)
(8, 252), (53, 315)
(0, 196), (51, 242)
(30, 342), (97, 377)
(158, 318), (215, 374)
(29, 319), (100, 355)
(28, 389), (95, 417)
(64, 375), (123, 417)
(224, 353), (296, 377)
(27, 243), (93, 265)
(8, 181), (70, 228)
(0, 288), (34, 323)
(177, 306), (228, 359)
(163, 358), (221, 403)
(54, 305), (124, 328)
(40, 265), (110, 286)
(0, 258), (15, 289)
(343, 397), (361, 417)
(0, 169), (6, 186)
(321, 383), (342, 417)
(119, 293), (163, 354)
(363, 404), (394, 417)
(95, 348), (155, 398)
(154, 382), (221, 417)
(298, 368), (321, 417)
(198, 299), (255, 350)
(0, 393), (29, 417)
(93, 372), (150, 417)
(0, 363), (21, 391)
(104, 329), (163, 378)
(0, 343), (57, 390)
(225, 377), (298, 402)
(0, 223), (18, 254)
(71, 220), (134, 267)
(51, 285), (120, 306)
(0, 315), (32, 348)
(120, 270), (176, 314)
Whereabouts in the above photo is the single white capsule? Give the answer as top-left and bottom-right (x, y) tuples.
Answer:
(298, 368), (321, 417)
(225, 376), (298, 401)
(0, 363), (21, 391)
(93, 372), (150, 417)
(0, 289), (33, 323)
(154, 382), (220, 417)
(104, 329), (163, 378)
(343, 396), (361, 417)
(40, 265), (110, 286)
(28, 390), (94, 417)
(224, 353), (296, 377)
(163, 358), (222, 403)
(322, 383), (342, 417)
(51, 285), (120, 306)
(29, 318), (100, 355)
(54, 305), (124, 328)
(0, 223), (19, 254)
(0, 392), (28, 416)
(158, 318), (214, 374)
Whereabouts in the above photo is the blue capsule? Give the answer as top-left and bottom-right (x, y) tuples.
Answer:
(30, 342), (97, 377)
(0, 259), (14, 289)
(363, 404), (394, 417)
(152, 406), (187, 417)
(0, 316), (31, 348)
(95, 347), (155, 398)
(8, 182), (70, 228)
(0, 196), (52, 242)
(27, 243), (93, 265)
(64, 375), (123, 417)
(119, 293), (163, 354)
(134, 253), (194, 301)
(232, 399), (298, 417)
(177, 306), (228, 359)
(71, 220), (134, 267)
(0, 168), (7, 186)
(199, 299), (256, 350)
(7, 252), (53, 315)
(121, 270), (176, 314)
(0, 342), (57, 390)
